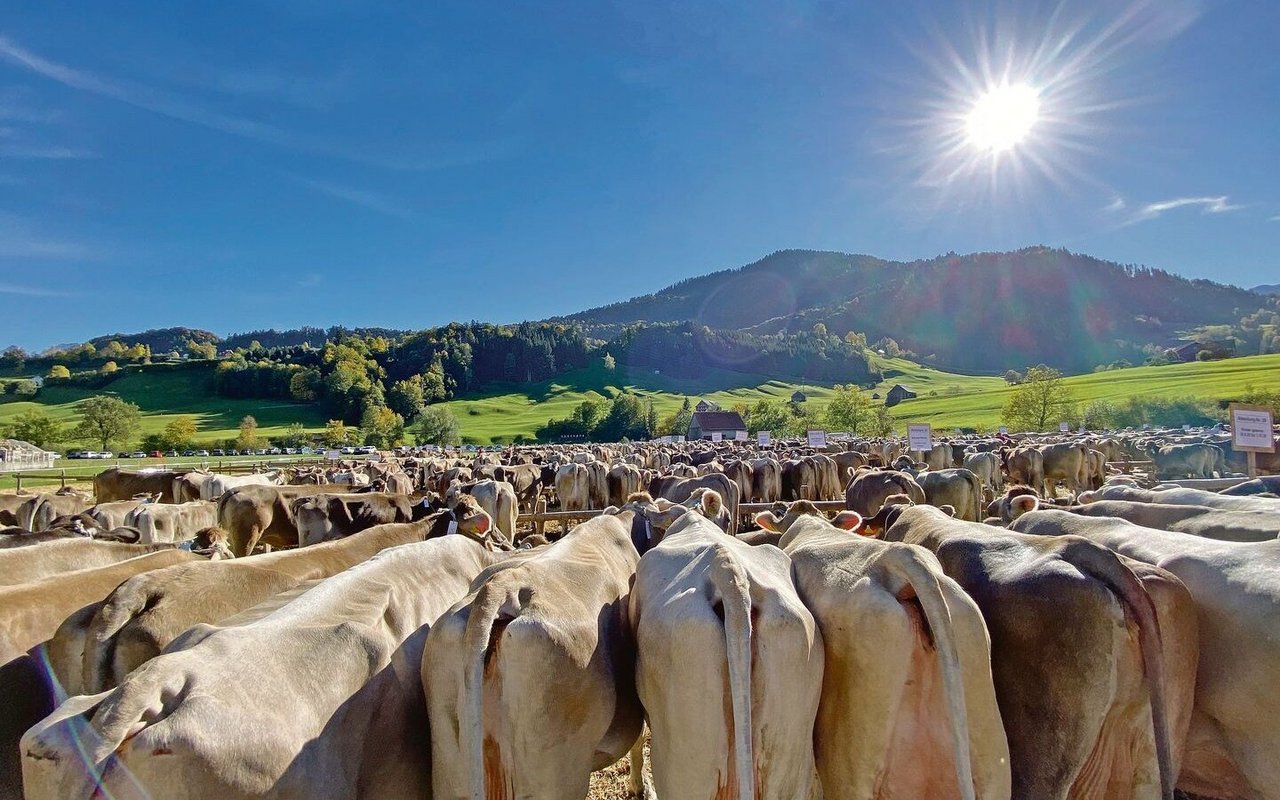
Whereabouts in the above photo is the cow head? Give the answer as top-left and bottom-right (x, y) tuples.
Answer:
(440, 495), (504, 551)
(189, 526), (235, 559)
(754, 500), (863, 539)
(990, 485), (1041, 523)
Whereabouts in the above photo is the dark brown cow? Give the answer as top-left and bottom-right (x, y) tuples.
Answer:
(216, 483), (347, 556)
(93, 467), (179, 503)
(844, 468), (926, 517)
(290, 492), (420, 546)
(883, 505), (1190, 799)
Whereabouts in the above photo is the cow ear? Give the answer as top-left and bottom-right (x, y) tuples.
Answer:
(699, 490), (723, 519)
(939, 504), (957, 517)
(653, 498), (675, 511)
(1011, 495), (1040, 516)
(831, 510), (862, 531)
(755, 511), (782, 532)
(602, 505), (620, 515)
(1076, 491), (1096, 504)
(460, 509), (491, 536)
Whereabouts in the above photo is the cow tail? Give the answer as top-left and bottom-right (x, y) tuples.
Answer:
(462, 580), (507, 800)
(971, 474), (983, 523)
(1057, 538), (1175, 800)
(83, 583), (155, 694)
(883, 547), (977, 800)
(708, 548), (754, 800)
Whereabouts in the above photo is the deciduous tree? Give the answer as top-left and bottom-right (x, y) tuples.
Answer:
(73, 395), (141, 450)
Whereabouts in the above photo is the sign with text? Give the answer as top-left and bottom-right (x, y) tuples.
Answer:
(735, 430), (748, 441)
(1059, 421), (1070, 432)
(758, 431), (771, 447)
(807, 430), (827, 449)
(907, 423), (932, 452)
(711, 432), (722, 442)
(325, 450), (341, 461)
(1230, 405), (1276, 453)
(998, 425), (1008, 435)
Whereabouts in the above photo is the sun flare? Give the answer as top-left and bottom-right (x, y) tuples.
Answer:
(965, 84), (1040, 152)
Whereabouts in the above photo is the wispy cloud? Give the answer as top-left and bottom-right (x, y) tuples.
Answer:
(0, 281), (68, 297)
(1270, 214), (1280, 222)
(1111, 195), (1244, 226)
(0, 35), (518, 172)
(289, 174), (413, 218)
(0, 214), (98, 259)
(1103, 197), (1126, 213)
(0, 143), (94, 159)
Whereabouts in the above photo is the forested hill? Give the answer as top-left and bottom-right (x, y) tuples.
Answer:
(566, 246), (1271, 372)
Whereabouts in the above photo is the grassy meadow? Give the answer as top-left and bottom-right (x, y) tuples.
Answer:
(2, 353), (1277, 449)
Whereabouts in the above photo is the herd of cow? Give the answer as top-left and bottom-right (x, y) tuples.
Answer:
(1, 425), (1278, 800)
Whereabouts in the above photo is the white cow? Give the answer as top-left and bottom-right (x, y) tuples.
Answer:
(630, 499), (823, 800)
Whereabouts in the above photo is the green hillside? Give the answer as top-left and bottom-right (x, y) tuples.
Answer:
(885, 354), (1280, 431)
(3, 355), (1277, 447)
(439, 355), (1278, 442)
(0, 368), (327, 444)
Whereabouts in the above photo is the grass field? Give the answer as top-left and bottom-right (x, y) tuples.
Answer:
(0, 369), (328, 444)
(2, 354), (1277, 448)
(887, 354), (1280, 431)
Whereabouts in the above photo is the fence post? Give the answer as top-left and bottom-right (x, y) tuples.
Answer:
(534, 496), (547, 540)
(60, 468), (66, 489)
(15, 473), (21, 494)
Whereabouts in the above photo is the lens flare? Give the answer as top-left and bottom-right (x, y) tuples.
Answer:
(965, 84), (1040, 152)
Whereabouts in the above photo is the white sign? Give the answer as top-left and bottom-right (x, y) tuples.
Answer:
(998, 425), (1008, 435)
(907, 423), (932, 452)
(1059, 421), (1070, 432)
(734, 430), (748, 441)
(325, 450), (341, 461)
(711, 432), (722, 442)
(1078, 426), (1086, 435)
(807, 430), (827, 448)
(1183, 424), (1192, 431)
(1231, 405), (1276, 452)
(758, 431), (771, 446)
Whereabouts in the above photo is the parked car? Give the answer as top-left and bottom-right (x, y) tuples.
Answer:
(150, 450), (164, 458)
(130, 452), (147, 459)
(340, 446), (356, 454)
(358, 445), (378, 454)
(196, 450), (210, 457)
(267, 447), (282, 455)
(212, 449), (225, 456)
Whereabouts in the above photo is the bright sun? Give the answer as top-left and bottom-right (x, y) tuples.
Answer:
(965, 84), (1040, 152)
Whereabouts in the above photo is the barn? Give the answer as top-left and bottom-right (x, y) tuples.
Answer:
(884, 384), (917, 407)
(688, 411), (747, 441)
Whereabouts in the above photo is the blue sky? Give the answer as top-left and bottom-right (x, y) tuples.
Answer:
(0, 0), (1276, 350)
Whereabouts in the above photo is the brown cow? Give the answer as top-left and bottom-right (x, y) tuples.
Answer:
(884, 505), (1191, 799)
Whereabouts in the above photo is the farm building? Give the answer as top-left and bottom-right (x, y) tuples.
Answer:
(694, 399), (720, 413)
(0, 439), (57, 472)
(790, 390), (807, 404)
(884, 384), (917, 407)
(688, 411), (747, 441)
